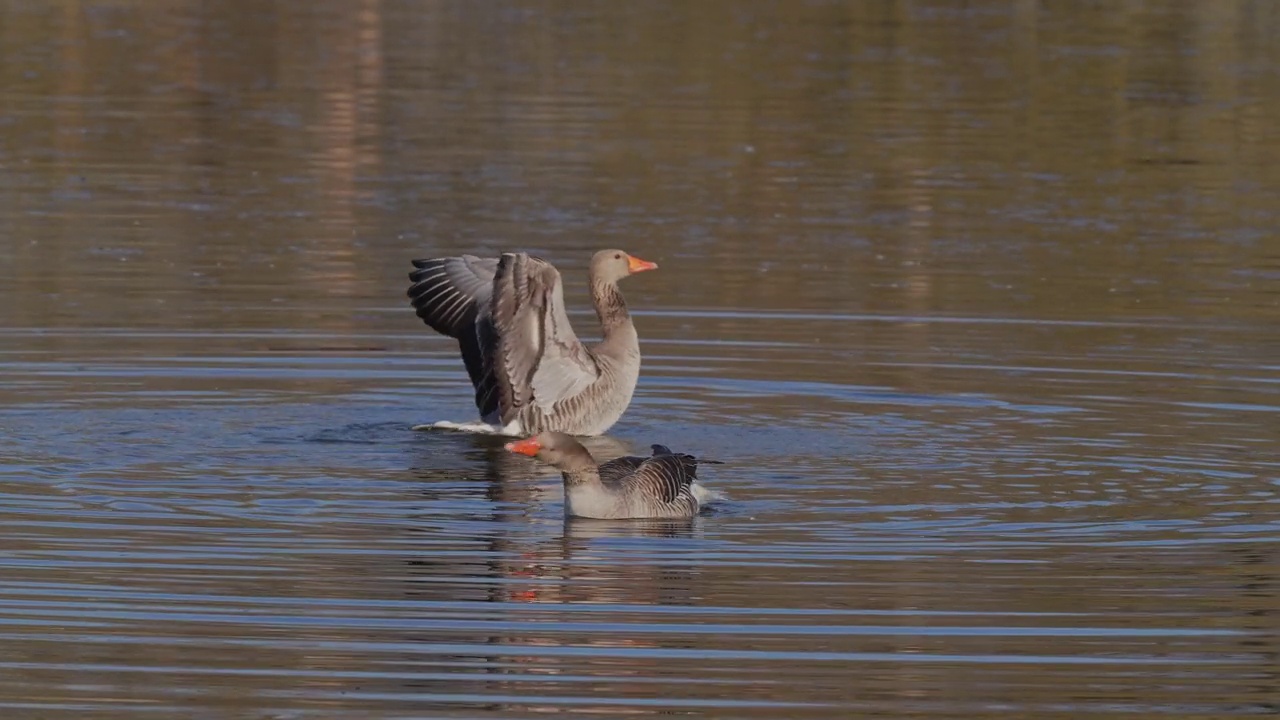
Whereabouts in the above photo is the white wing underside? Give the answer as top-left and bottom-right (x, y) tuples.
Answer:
(498, 257), (599, 415)
(528, 300), (596, 412)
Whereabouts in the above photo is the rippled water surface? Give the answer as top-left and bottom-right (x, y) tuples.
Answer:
(2, 1), (1279, 717)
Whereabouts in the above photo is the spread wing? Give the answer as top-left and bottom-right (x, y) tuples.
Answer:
(489, 253), (599, 420)
(407, 255), (502, 417)
(407, 255), (498, 336)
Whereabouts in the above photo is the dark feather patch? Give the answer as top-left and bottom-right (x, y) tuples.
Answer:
(598, 450), (699, 506)
(406, 255), (501, 417)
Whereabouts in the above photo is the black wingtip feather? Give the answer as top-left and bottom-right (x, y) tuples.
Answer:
(406, 260), (483, 338)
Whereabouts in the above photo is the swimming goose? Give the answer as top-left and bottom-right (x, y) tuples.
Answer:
(505, 432), (707, 519)
(407, 249), (657, 436)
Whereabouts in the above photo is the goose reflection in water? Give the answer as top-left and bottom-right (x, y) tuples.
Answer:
(388, 432), (705, 709)
(401, 430), (703, 605)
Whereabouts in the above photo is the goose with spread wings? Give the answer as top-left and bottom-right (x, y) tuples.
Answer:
(407, 249), (657, 436)
(505, 431), (714, 519)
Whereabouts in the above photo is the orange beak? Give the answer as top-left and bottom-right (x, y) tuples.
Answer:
(626, 254), (658, 273)
(505, 437), (543, 456)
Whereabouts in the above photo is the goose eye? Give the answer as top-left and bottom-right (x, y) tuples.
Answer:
(614, 253), (623, 260)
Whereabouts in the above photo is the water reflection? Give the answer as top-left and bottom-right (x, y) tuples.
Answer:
(395, 437), (704, 716)
(401, 431), (699, 605)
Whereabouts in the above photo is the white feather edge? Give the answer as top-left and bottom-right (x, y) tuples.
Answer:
(412, 419), (525, 437)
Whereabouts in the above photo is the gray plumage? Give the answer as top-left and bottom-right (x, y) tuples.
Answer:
(408, 249), (654, 436)
(505, 432), (705, 519)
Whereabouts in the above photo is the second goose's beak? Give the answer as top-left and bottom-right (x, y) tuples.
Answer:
(505, 437), (543, 456)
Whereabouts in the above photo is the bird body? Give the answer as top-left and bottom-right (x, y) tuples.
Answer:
(505, 433), (707, 519)
(407, 249), (656, 436)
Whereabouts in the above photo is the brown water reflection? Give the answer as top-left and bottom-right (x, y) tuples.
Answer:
(1, 0), (1278, 717)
